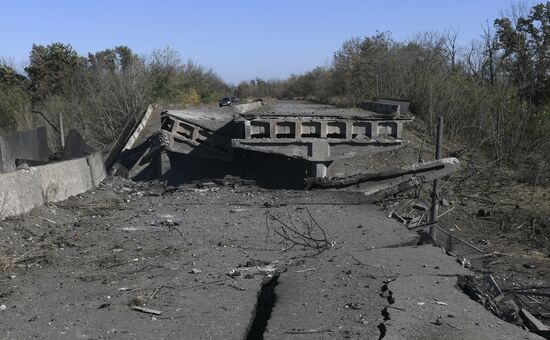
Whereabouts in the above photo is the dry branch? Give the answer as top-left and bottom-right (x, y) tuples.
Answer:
(265, 208), (332, 253)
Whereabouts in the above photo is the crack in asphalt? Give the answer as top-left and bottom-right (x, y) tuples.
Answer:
(244, 274), (279, 340)
(377, 281), (395, 339)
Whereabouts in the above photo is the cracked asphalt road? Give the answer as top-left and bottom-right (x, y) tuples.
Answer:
(0, 177), (542, 339)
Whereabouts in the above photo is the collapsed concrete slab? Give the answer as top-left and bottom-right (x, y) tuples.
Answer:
(113, 100), (417, 183)
(372, 98), (414, 115)
(231, 112), (409, 177)
(159, 110), (233, 162)
(109, 100), (460, 192)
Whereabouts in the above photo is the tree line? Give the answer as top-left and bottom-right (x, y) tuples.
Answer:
(236, 2), (550, 182)
(0, 45), (228, 146)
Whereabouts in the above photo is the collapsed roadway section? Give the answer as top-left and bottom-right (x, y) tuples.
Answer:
(110, 99), (457, 191)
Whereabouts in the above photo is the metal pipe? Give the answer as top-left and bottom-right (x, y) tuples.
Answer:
(58, 112), (65, 149)
(430, 116), (443, 226)
(31, 110), (59, 133)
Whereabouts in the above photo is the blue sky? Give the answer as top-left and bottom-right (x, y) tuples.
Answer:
(0, 0), (526, 84)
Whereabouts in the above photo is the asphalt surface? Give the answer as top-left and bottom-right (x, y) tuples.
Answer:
(0, 177), (542, 339)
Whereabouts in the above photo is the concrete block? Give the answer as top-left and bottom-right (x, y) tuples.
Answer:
(360, 101), (400, 115)
(159, 150), (170, 177)
(233, 101), (262, 114)
(0, 127), (50, 173)
(249, 121), (270, 138)
(62, 129), (95, 160)
(308, 140), (330, 161)
(377, 121), (400, 138)
(275, 121), (296, 138)
(326, 121), (346, 138)
(300, 121), (321, 138)
(311, 162), (329, 178)
(352, 121), (373, 138)
(243, 121), (252, 139)
(86, 151), (107, 186)
(0, 154), (106, 219)
(374, 98), (412, 114)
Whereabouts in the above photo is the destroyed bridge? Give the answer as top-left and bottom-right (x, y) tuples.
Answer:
(109, 99), (456, 192)
(0, 99), (545, 339)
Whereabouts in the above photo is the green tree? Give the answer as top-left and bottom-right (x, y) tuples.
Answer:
(0, 64), (28, 89)
(25, 43), (82, 101)
(495, 2), (550, 104)
(87, 45), (140, 74)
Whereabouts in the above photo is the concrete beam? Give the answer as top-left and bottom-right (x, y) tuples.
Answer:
(231, 138), (403, 162)
(237, 117), (407, 141)
(304, 157), (460, 192)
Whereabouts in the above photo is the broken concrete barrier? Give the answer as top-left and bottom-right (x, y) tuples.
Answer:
(233, 101), (262, 114)
(0, 127), (50, 173)
(0, 151), (106, 219)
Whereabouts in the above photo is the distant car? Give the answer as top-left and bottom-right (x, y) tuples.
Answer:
(219, 97), (232, 107)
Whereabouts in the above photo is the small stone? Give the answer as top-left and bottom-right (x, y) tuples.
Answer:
(190, 268), (202, 274)
(0, 305), (6, 311)
(434, 316), (443, 325)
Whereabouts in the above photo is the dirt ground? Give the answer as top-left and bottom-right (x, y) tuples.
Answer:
(367, 118), (550, 323)
(406, 119), (550, 288)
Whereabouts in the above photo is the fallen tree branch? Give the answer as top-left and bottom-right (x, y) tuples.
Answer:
(265, 208), (332, 253)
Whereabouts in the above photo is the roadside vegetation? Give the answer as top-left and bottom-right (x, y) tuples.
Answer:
(0, 46), (228, 147)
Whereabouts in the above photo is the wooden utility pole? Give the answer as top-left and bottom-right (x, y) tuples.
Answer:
(430, 117), (443, 225)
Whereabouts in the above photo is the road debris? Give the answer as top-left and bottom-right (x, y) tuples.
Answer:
(520, 308), (550, 338)
(131, 306), (163, 315)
